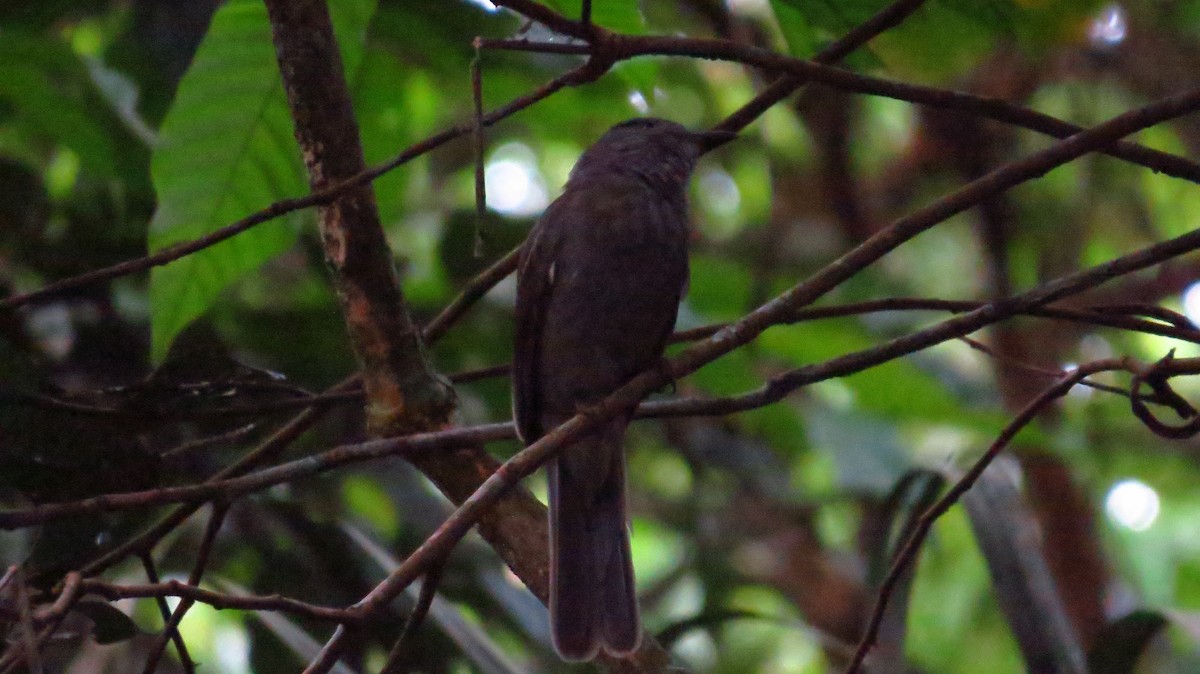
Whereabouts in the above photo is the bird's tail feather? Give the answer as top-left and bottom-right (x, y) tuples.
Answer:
(548, 432), (640, 660)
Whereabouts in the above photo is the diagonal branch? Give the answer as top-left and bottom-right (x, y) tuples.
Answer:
(842, 359), (1127, 673)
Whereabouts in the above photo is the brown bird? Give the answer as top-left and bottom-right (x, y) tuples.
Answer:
(513, 118), (731, 660)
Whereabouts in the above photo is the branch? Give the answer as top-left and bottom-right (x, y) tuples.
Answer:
(482, 30), (1200, 183)
(0, 423), (515, 530)
(80, 236), (521, 574)
(79, 578), (352, 622)
(843, 359), (1127, 673)
(339, 85), (1200, 637)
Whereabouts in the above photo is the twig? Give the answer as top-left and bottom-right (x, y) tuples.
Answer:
(80, 241), (520, 574)
(301, 625), (352, 674)
(79, 376), (360, 575)
(0, 423), (515, 529)
(140, 553), (194, 673)
(611, 35), (1200, 183)
(843, 359), (1126, 673)
(379, 565), (445, 674)
(14, 568), (43, 674)
(957, 337), (1134, 399)
(423, 247), (521, 343)
(491, 0), (590, 40)
(471, 43), (487, 257)
(160, 424), (261, 461)
(79, 578), (353, 622)
(140, 503), (228, 674)
(1, 59), (598, 312)
(1129, 354), (1200, 437)
(0, 566), (16, 593)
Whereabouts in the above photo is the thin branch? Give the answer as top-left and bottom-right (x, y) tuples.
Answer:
(0, 573), (80, 674)
(302, 625), (352, 674)
(0, 566), (16, 594)
(422, 246), (521, 343)
(491, 0), (591, 40)
(79, 376), (359, 575)
(140, 503), (228, 674)
(33, 572), (83, 624)
(1129, 354), (1200, 437)
(615, 35), (1200, 183)
(1, 59), (597, 312)
(79, 240), (521, 574)
(471, 44), (488, 257)
(380, 565), (445, 674)
(139, 553), (194, 673)
(14, 568), (43, 674)
(958, 337), (1135, 399)
(668, 298), (1200, 345)
(0, 423), (515, 529)
(79, 578), (352, 622)
(843, 359), (1126, 674)
(160, 424), (261, 461)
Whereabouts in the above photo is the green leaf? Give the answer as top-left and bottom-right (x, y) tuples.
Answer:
(768, 0), (820, 58)
(0, 33), (118, 176)
(759, 321), (963, 422)
(340, 474), (398, 535)
(147, 0), (377, 361)
(539, 0), (644, 34)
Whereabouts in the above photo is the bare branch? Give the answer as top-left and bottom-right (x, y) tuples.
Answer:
(843, 359), (1127, 673)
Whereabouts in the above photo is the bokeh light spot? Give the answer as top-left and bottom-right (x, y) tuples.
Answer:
(1182, 281), (1200, 326)
(1089, 4), (1127, 49)
(1105, 479), (1160, 531)
(484, 142), (548, 217)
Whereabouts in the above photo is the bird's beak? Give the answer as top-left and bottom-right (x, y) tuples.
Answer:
(692, 129), (738, 153)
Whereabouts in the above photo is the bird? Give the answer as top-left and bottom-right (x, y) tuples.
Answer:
(512, 118), (732, 660)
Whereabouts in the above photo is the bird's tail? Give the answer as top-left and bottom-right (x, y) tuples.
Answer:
(548, 429), (640, 660)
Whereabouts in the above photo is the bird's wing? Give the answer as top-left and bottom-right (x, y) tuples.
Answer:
(512, 200), (565, 444)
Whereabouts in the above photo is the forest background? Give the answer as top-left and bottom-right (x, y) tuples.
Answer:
(2, 0), (1200, 673)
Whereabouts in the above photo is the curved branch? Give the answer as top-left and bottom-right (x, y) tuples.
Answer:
(843, 359), (1128, 673)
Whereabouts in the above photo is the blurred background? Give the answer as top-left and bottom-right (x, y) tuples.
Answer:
(2, 0), (1200, 672)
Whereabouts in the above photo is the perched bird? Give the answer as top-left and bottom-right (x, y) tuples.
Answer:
(513, 118), (731, 660)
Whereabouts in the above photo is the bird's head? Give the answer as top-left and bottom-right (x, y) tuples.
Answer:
(568, 118), (736, 191)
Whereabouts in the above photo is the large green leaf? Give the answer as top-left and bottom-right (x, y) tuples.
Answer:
(147, 0), (377, 360)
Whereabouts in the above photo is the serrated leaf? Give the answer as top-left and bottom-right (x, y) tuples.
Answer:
(147, 0), (377, 361)
(73, 600), (142, 644)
